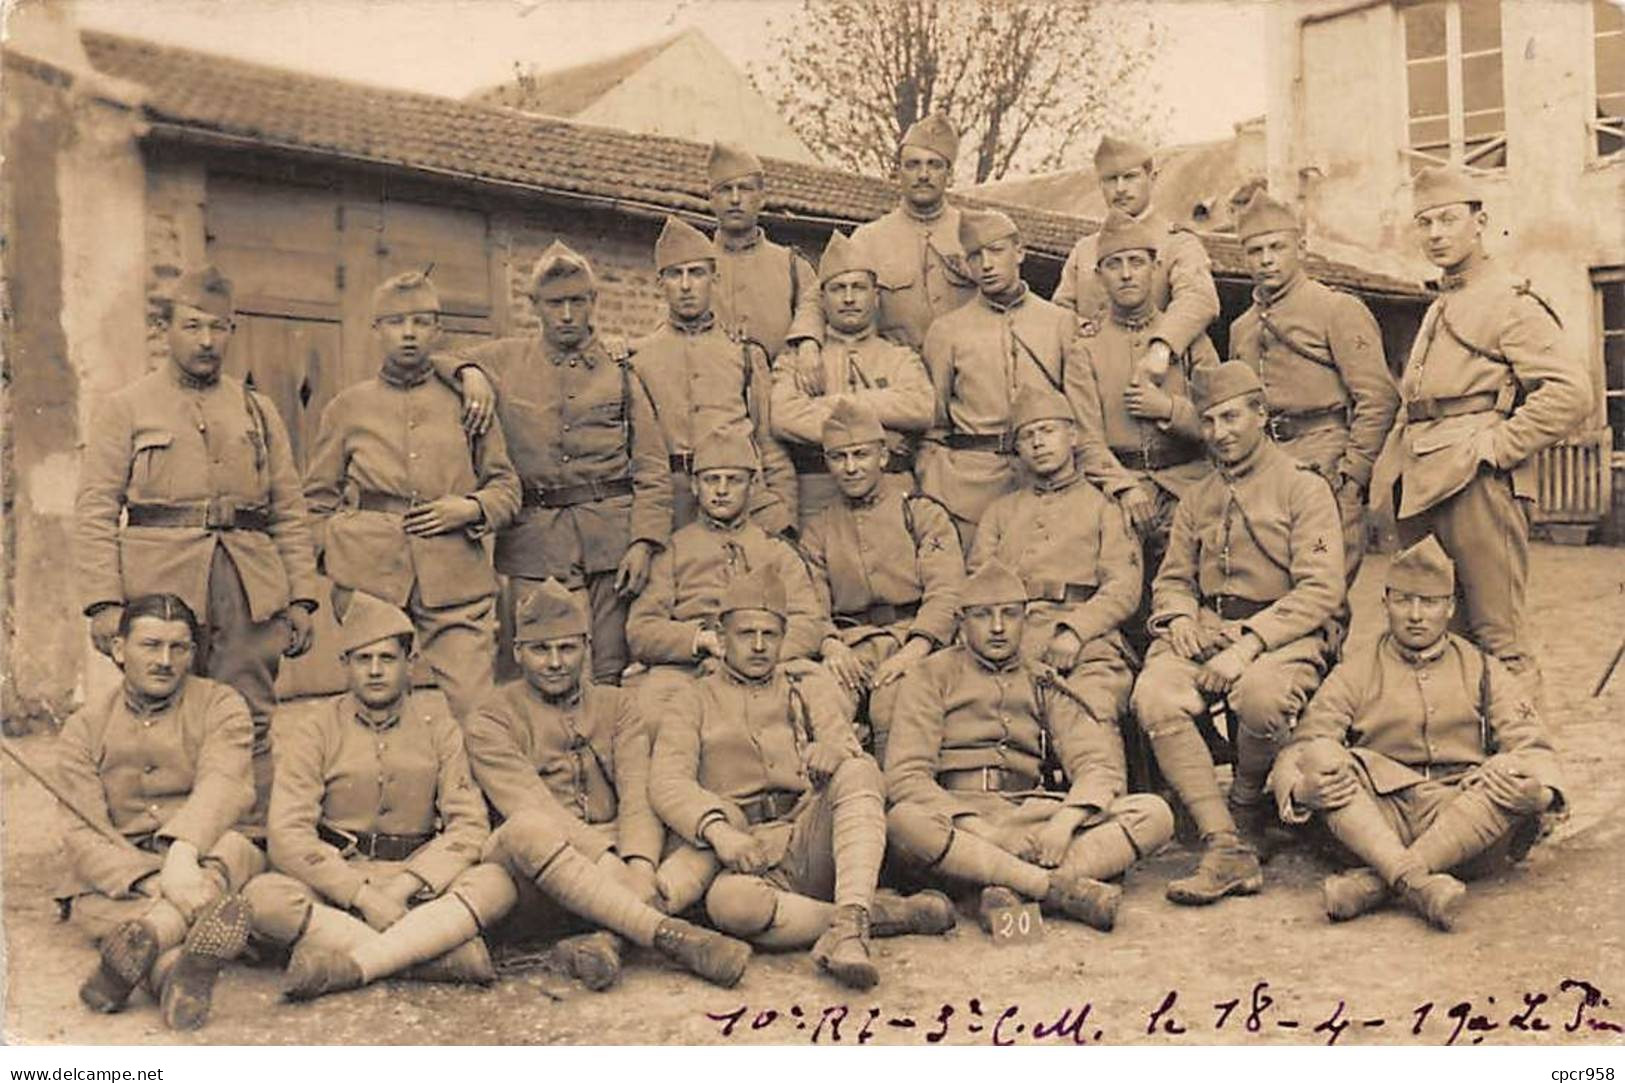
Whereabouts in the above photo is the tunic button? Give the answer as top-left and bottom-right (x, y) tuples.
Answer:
(562, 423), (571, 432)
(561, 454), (572, 463)
(144, 764), (157, 774)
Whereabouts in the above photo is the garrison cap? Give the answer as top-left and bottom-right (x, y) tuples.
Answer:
(1093, 210), (1158, 264)
(655, 215), (715, 272)
(372, 270), (441, 319)
(818, 230), (875, 283)
(720, 566), (788, 620)
(170, 265), (234, 319)
(692, 422), (760, 473)
(820, 398), (886, 451)
(1094, 134), (1155, 178)
(961, 560), (1029, 609)
(530, 240), (597, 300)
(338, 591), (415, 656)
(1010, 382), (1075, 432)
(707, 141), (764, 188)
(1412, 165), (1483, 216)
(901, 112), (959, 164)
(1190, 361), (1264, 414)
(514, 578), (590, 643)
(1235, 190), (1301, 241)
(1386, 536), (1455, 596)
(958, 209), (1020, 256)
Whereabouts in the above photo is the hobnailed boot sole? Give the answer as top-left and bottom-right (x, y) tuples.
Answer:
(1401, 875), (1467, 932)
(161, 895), (253, 1030)
(80, 920), (159, 1014)
(552, 932), (622, 992)
(1321, 870), (1388, 922)
(869, 889), (957, 938)
(977, 886), (1024, 934)
(282, 944), (364, 1002)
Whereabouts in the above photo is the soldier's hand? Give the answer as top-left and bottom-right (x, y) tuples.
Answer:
(872, 638), (932, 688)
(802, 740), (848, 786)
(1031, 814), (1080, 869)
(378, 871), (424, 908)
(621, 857), (661, 906)
(282, 604), (315, 658)
(456, 365), (497, 437)
(1293, 762), (1359, 812)
(158, 842), (215, 921)
(354, 884), (409, 931)
(1196, 641), (1253, 694)
(402, 496), (482, 537)
(1123, 378), (1174, 422)
(1117, 484), (1156, 536)
(793, 339), (826, 397)
(707, 824), (771, 875)
(89, 606), (124, 657)
(693, 627), (724, 659)
(1165, 616), (1207, 661)
(614, 540), (657, 597)
(821, 638), (870, 694)
(994, 822), (1040, 863)
(1042, 628), (1086, 675)
(1467, 760), (1552, 814)
(1134, 341), (1173, 384)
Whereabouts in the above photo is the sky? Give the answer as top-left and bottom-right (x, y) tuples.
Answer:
(69, 0), (1267, 151)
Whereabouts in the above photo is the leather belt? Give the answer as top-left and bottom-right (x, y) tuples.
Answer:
(125, 500), (270, 532)
(939, 765), (1037, 794)
(738, 790), (801, 826)
(786, 444), (915, 476)
(1112, 446), (1199, 472)
(355, 490), (416, 515)
(1204, 594), (1273, 621)
(522, 476), (634, 509)
(1406, 391), (1503, 423)
(944, 432), (1014, 454)
(1026, 582), (1097, 605)
(317, 823), (433, 861)
(836, 599), (921, 628)
(1266, 404), (1348, 442)
(669, 451), (696, 474)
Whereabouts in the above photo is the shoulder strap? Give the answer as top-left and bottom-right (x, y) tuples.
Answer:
(1008, 326), (1065, 393)
(241, 378), (270, 474)
(1514, 280), (1563, 329)
(1473, 643), (1496, 755)
(785, 674), (816, 749)
(1256, 307), (1338, 370)
(1437, 304), (1513, 368)
(1223, 483), (1294, 578)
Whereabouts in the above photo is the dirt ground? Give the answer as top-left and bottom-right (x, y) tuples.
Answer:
(5, 543), (1624, 1048)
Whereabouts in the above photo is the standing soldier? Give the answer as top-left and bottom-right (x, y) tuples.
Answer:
(800, 400), (965, 761)
(770, 230), (936, 526)
(56, 594), (261, 1031)
(1372, 166), (1590, 700)
(885, 562), (1174, 934)
(1051, 134), (1220, 382)
(632, 215), (797, 536)
(76, 266), (321, 823)
(243, 593), (519, 1000)
(1229, 192), (1399, 580)
(303, 271), (521, 720)
(651, 568), (956, 990)
(465, 580), (751, 989)
(432, 242), (671, 686)
(849, 113), (978, 350)
(1131, 362), (1345, 905)
(917, 209), (1091, 548)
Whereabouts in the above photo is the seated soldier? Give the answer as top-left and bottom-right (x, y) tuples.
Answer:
(1131, 361), (1345, 905)
(243, 593), (518, 999)
(1269, 537), (1564, 931)
(650, 568), (955, 990)
(465, 579), (750, 990)
(801, 399), (965, 761)
(886, 563), (1173, 934)
(970, 383), (1142, 729)
(55, 593), (261, 1031)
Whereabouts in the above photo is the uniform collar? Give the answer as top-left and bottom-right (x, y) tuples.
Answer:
(968, 646), (1024, 674)
(352, 698), (403, 733)
(379, 357), (433, 388)
(701, 512), (750, 533)
(980, 283), (1029, 313)
(525, 678), (584, 709)
(1110, 301), (1157, 331)
(720, 661), (777, 688)
(1386, 632), (1451, 667)
(1216, 436), (1275, 482)
(1031, 464), (1083, 494)
(168, 362), (220, 391)
(1254, 269), (1306, 307)
(1435, 252), (1490, 293)
(124, 681), (183, 718)
(546, 334), (598, 369)
(824, 324), (876, 346)
(842, 482), (886, 509)
(668, 310), (716, 335)
(901, 201), (947, 225)
(717, 226), (764, 254)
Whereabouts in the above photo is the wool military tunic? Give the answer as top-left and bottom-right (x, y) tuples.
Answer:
(712, 228), (823, 364)
(769, 324), (936, 467)
(850, 205), (978, 349)
(464, 680), (662, 866)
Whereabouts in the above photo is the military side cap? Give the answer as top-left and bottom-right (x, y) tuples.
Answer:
(958, 209), (1019, 255)
(1235, 190), (1301, 241)
(515, 577), (590, 643)
(901, 112), (959, 164)
(1190, 361), (1264, 413)
(1386, 535), (1455, 596)
(170, 265), (234, 319)
(1093, 210), (1158, 264)
(720, 566), (788, 619)
(818, 230), (875, 283)
(1094, 133), (1155, 178)
(1412, 165), (1483, 216)
(1011, 382), (1075, 432)
(338, 591), (415, 656)
(655, 215), (715, 271)
(530, 239), (596, 300)
(372, 270), (441, 319)
(692, 422), (760, 473)
(820, 397), (886, 451)
(961, 560), (1029, 609)
(707, 141), (764, 188)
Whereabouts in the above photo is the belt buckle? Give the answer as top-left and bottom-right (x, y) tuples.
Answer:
(982, 765), (1000, 792)
(205, 496), (237, 530)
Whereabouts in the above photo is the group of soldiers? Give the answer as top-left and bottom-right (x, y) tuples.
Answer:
(55, 115), (1588, 1032)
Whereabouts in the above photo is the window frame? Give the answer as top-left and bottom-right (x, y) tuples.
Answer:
(1589, 0), (1625, 166)
(1594, 266), (1625, 465)
(1397, 0), (1508, 174)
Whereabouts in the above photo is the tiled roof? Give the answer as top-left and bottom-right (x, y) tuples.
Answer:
(81, 30), (1425, 299)
(469, 32), (678, 117)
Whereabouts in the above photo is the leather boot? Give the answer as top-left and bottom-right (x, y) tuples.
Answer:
(977, 886), (1022, 934)
(1397, 872), (1466, 932)
(1166, 833), (1263, 906)
(404, 937), (497, 985)
(1042, 870), (1122, 931)
(868, 889), (956, 938)
(811, 904), (878, 990)
(1321, 868), (1388, 922)
(1228, 799), (1293, 864)
(552, 931), (623, 992)
(161, 893), (252, 1030)
(652, 917), (751, 988)
(80, 919), (160, 1014)
(283, 944), (364, 1002)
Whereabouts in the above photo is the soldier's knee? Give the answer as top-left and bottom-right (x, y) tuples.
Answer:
(203, 831), (267, 891)
(885, 803), (952, 863)
(1228, 667), (1302, 740)
(1131, 670), (1202, 736)
(486, 811), (571, 879)
(1113, 793), (1175, 854)
(242, 873), (313, 945)
(449, 862), (520, 928)
(1294, 738), (1352, 776)
(704, 874), (777, 937)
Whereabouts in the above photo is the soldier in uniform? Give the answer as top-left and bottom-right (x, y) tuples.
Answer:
(76, 266), (321, 824)
(243, 592), (519, 999)
(770, 230), (936, 527)
(464, 579), (752, 990)
(885, 562), (1174, 933)
(1051, 134), (1219, 383)
(1371, 166), (1591, 700)
(55, 594), (261, 1031)
(431, 242), (671, 686)
(631, 215), (797, 537)
(1131, 362), (1345, 905)
(1229, 192), (1399, 580)
(800, 399), (965, 761)
(651, 568), (956, 990)
(1270, 537), (1564, 930)
(303, 271), (521, 720)
(848, 113), (978, 350)
(917, 209), (1092, 548)
(970, 383), (1141, 729)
